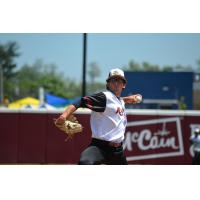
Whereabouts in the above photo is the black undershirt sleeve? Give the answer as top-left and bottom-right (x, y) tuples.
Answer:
(73, 92), (106, 112)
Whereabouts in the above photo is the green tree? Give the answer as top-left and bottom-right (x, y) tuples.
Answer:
(122, 60), (141, 71)
(15, 63), (42, 98)
(196, 58), (200, 72)
(88, 62), (101, 84)
(0, 41), (20, 102)
(87, 82), (105, 95)
(163, 65), (173, 72)
(142, 62), (160, 71)
(174, 64), (193, 72)
(123, 60), (161, 72)
(87, 62), (102, 94)
(0, 41), (20, 78)
(13, 59), (82, 100)
(123, 59), (196, 72)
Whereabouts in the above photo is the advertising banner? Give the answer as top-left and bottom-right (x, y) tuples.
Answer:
(0, 109), (200, 164)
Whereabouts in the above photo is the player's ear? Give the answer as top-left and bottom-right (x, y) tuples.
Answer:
(122, 83), (126, 89)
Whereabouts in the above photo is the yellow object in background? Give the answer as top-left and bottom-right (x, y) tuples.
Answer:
(8, 97), (40, 109)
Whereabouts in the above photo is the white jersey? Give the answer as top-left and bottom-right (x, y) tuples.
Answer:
(90, 91), (127, 143)
(190, 135), (200, 152)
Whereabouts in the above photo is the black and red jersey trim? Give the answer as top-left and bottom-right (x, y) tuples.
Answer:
(73, 92), (106, 112)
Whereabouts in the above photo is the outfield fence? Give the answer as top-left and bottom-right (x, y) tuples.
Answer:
(0, 108), (200, 164)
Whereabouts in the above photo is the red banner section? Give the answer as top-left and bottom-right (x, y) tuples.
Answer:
(0, 109), (199, 164)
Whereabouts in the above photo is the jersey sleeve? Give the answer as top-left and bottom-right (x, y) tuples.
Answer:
(73, 92), (106, 112)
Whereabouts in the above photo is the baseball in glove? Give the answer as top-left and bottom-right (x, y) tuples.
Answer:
(54, 114), (83, 141)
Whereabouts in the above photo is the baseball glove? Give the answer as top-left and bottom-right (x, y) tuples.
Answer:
(54, 114), (83, 141)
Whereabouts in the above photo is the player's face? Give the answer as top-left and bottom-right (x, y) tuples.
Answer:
(107, 77), (126, 96)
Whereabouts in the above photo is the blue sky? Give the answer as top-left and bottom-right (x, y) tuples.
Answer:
(1, 33), (200, 82)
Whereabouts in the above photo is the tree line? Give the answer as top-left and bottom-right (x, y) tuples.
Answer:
(0, 41), (105, 103)
(122, 59), (200, 72)
(0, 41), (200, 104)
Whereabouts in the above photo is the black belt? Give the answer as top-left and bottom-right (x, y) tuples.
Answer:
(92, 138), (122, 148)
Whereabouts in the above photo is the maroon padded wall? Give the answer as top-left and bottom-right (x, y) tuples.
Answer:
(0, 110), (199, 164)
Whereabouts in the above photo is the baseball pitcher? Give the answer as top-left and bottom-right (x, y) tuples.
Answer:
(54, 68), (142, 164)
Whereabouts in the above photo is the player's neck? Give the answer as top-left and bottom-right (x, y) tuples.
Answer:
(108, 88), (121, 98)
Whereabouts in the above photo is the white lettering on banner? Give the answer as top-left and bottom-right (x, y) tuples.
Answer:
(125, 128), (179, 151)
(124, 117), (184, 161)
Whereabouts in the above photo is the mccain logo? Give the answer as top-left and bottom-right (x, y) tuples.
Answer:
(123, 117), (184, 161)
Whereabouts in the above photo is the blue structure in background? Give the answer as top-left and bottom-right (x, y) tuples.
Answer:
(45, 93), (70, 107)
(45, 93), (81, 108)
(122, 72), (193, 109)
